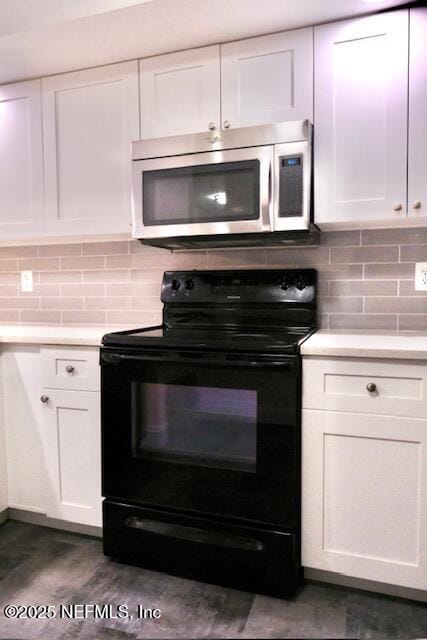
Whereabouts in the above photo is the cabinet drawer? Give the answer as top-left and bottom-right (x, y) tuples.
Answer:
(41, 347), (100, 391)
(303, 357), (427, 418)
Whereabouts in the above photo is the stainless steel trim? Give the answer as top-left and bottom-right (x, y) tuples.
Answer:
(132, 120), (311, 160)
(132, 146), (274, 239)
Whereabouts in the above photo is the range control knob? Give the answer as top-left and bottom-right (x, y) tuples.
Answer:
(279, 276), (293, 290)
(184, 278), (195, 291)
(296, 277), (306, 291)
(171, 279), (181, 291)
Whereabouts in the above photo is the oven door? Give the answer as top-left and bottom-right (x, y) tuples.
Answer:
(132, 146), (273, 240)
(101, 348), (300, 528)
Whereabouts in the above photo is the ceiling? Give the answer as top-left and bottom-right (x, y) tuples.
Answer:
(0, 0), (410, 84)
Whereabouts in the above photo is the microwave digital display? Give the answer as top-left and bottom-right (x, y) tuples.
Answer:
(282, 157), (301, 167)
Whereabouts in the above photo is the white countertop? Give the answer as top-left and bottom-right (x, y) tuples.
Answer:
(301, 330), (427, 360)
(0, 324), (132, 347)
(0, 325), (427, 359)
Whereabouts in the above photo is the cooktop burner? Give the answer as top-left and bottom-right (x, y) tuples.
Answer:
(102, 269), (317, 355)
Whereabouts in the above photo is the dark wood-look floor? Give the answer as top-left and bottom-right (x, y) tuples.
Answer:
(0, 521), (426, 639)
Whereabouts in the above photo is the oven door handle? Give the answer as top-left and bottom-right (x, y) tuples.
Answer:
(101, 351), (295, 369)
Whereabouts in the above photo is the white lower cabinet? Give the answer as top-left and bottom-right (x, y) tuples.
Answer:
(302, 358), (427, 591)
(2, 345), (102, 528)
(0, 432), (6, 514)
(0, 356), (8, 513)
(41, 388), (102, 527)
(2, 347), (48, 513)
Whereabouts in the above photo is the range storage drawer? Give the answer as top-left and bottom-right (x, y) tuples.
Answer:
(41, 346), (100, 391)
(303, 357), (427, 418)
(103, 500), (299, 597)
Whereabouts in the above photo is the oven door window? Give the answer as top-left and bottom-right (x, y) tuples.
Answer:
(142, 160), (260, 226)
(132, 383), (257, 473)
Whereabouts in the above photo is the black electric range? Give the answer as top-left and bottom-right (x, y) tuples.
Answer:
(101, 269), (317, 598)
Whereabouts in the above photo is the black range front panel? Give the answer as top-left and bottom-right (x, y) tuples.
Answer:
(101, 269), (316, 597)
(102, 349), (299, 527)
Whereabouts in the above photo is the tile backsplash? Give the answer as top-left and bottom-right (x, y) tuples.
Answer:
(0, 228), (426, 331)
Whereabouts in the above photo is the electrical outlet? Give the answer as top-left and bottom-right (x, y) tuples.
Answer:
(415, 263), (427, 291)
(21, 270), (33, 292)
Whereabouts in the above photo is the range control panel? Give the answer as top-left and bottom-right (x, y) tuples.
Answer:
(161, 269), (316, 304)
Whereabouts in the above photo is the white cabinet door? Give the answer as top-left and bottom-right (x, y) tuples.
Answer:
(302, 409), (427, 590)
(0, 434), (6, 514)
(0, 80), (44, 239)
(2, 347), (48, 514)
(0, 356), (7, 513)
(140, 46), (220, 138)
(41, 388), (102, 527)
(408, 7), (427, 219)
(42, 62), (139, 236)
(314, 11), (408, 224)
(221, 29), (313, 129)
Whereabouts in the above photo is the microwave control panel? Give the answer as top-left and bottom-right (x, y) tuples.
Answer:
(278, 154), (303, 218)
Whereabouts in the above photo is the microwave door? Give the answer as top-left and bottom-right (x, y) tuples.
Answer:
(273, 141), (312, 232)
(132, 146), (273, 240)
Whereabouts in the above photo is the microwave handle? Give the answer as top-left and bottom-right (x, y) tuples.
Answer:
(268, 154), (274, 230)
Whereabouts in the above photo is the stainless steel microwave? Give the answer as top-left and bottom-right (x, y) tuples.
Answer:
(131, 120), (316, 249)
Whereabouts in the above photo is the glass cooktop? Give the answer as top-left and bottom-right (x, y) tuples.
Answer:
(102, 324), (315, 354)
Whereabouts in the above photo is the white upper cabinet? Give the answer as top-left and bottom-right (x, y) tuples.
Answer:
(0, 80), (45, 238)
(140, 46), (220, 138)
(314, 11), (409, 224)
(408, 7), (427, 219)
(221, 29), (313, 129)
(42, 62), (139, 236)
(139, 30), (313, 139)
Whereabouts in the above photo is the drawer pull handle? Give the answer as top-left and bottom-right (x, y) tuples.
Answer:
(65, 365), (75, 374)
(40, 395), (49, 403)
(125, 517), (265, 552)
(366, 382), (377, 393)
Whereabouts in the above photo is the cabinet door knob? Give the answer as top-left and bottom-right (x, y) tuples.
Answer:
(208, 122), (216, 131)
(65, 365), (75, 373)
(413, 201), (422, 210)
(393, 203), (402, 212)
(40, 395), (49, 403)
(366, 382), (377, 393)
(223, 120), (230, 129)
